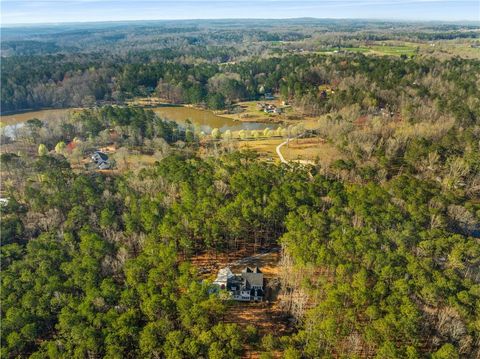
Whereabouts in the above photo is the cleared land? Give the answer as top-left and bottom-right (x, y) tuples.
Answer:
(239, 136), (341, 164)
(190, 248), (290, 359)
(218, 100), (291, 123)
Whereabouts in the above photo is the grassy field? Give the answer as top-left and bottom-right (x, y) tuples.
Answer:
(342, 43), (418, 56)
(281, 138), (342, 164)
(238, 136), (341, 164)
(219, 100), (291, 123)
(425, 40), (480, 59)
(238, 138), (283, 160)
(370, 45), (418, 56)
(340, 40), (479, 59)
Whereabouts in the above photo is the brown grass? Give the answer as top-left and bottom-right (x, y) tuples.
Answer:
(237, 136), (342, 164)
(282, 137), (341, 164)
(237, 138), (283, 159)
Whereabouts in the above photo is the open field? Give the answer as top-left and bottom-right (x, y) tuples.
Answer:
(342, 43), (418, 56)
(238, 138), (284, 159)
(281, 137), (341, 163)
(369, 44), (418, 56)
(238, 136), (341, 164)
(425, 40), (480, 59)
(339, 40), (480, 59)
(218, 100), (291, 123)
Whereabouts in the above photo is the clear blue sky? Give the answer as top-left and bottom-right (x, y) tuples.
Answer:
(1, 0), (479, 25)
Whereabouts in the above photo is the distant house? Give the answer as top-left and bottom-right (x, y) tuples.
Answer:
(258, 102), (283, 115)
(213, 267), (264, 301)
(264, 93), (274, 100)
(91, 151), (111, 169)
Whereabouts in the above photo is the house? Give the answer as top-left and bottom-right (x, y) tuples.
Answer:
(213, 266), (264, 301)
(258, 102), (283, 115)
(91, 151), (111, 169)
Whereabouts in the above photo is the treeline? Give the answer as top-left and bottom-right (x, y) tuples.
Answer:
(12, 107), (192, 151)
(3, 51), (480, 131)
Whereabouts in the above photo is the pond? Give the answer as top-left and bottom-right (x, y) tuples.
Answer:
(152, 106), (276, 133)
(1, 108), (77, 139)
(1, 106), (277, 139)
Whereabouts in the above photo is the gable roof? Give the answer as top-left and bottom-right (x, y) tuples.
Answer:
(213, 267), (234, 285)
(241, 268), (263, 288)
(94, 151), (109, 161)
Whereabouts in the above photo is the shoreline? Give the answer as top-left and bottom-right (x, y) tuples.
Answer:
(0, 102), (285, 127)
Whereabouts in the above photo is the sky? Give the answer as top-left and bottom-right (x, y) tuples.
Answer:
(1, 0), (479, 25)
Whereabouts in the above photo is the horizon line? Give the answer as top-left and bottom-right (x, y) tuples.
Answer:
(3, 17), (480, 28)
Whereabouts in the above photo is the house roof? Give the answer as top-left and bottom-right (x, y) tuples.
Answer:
(213, 267), (234, 285)
(214, 266), (264, 290)
(242, 266), (262, 273)
(241, 268), (263, 288)
(94, 151), (109, 161)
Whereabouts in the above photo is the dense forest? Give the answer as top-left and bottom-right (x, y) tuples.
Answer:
(1, 19), (480, 359)
(2, 19), (479, 113)
(2, 145), (479, 357)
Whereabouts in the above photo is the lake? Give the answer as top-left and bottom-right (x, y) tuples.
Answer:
(1, 106), (277, 138)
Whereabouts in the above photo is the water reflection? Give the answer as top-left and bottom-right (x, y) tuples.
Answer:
(152, 106), (277, 133)
(1, 106), (277, 139)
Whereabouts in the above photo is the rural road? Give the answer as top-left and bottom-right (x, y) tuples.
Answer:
(275, 138), (290, 163)
(275, 133), (307, 163)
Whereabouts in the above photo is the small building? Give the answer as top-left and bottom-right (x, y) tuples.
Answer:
(91, 151), (111, 169)
(213, 266), (264, 301)
(258, 102), (281, 114)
